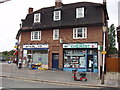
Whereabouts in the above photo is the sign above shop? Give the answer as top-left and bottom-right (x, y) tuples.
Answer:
(23, 44), (48, 49)
(63, 43), (98, 48)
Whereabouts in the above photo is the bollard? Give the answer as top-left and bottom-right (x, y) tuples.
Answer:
(11, 63), (13, 77)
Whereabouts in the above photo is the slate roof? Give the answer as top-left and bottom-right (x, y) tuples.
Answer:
(17, 2), (109, 38)
(117, 25), (120, 30)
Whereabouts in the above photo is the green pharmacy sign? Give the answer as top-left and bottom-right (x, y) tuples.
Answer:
(63, 43), (98, 48)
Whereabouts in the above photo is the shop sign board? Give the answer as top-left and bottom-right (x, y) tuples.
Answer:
(63, 43), (98, 48)
(23, 44), (48, 49)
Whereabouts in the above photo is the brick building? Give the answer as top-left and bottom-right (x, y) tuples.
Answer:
(16, 0), (109, 73)
(117, 26), (120, 57)
(118, 2), (120, 58)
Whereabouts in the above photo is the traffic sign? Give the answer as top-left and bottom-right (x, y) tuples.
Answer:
(14, 46), (17, 48)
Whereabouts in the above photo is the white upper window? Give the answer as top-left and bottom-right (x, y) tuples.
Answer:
(34, 13), (41, 23)
(73, 27), (87, 39)
(76, 7), (84, 18)
(53, 11), (61, 21)
(53, 29), (59, 40)
(19, 35), (21, 43)
(31, 31), (41, 41)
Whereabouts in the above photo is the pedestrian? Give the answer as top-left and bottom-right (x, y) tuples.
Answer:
(27, 58), (30, 68)
(18, 59), (22, 69)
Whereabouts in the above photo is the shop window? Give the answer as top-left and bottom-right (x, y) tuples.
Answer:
(64, 50), (86, 68)
(73, 27), (87, 39)
(94, 55), (98, 69)
(32, 50), (48, 54)
(31, 31), (41, 41)
(88, 50), (97, 54)
(64, 50), (85, 54)
(64, 56), (86, 68)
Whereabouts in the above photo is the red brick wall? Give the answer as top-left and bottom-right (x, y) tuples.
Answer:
(20, 26), (103, 45)
(60, 26), (102, 45)
(20, 26), (103, 69)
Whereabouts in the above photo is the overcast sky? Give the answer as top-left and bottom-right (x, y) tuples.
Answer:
(0, 0), (119, 52)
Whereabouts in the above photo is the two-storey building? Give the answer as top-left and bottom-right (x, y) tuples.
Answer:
(117, 26), (120, 58)
(16, 0), (109, 73)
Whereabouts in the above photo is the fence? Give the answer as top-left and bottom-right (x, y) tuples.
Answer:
(106, 57), (120, 72)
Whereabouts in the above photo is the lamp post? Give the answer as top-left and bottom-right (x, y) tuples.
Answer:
(101, 25), (107, 84)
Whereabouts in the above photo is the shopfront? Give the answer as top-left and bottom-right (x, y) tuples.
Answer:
(63, 43), (98, 72)
(23, 44), (49, 69)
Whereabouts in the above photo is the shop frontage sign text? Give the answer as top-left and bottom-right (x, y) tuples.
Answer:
(63, 43), (98, 48)
(23, 44), (48, 49)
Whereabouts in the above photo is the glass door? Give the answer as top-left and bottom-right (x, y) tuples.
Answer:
(87, 55), (94, 72)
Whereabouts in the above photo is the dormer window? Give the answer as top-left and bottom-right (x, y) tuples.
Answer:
(53, 10), (61, 21)
(34, 13), (41, 23)
(76, 7), (84, 18)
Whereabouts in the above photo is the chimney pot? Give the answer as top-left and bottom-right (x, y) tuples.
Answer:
(103, 0), (106, 5)
(28, 7), (33, 14)
(55, 0), (63, 8)
(103, 0), (106, 2)
(56, 0), (62, 2)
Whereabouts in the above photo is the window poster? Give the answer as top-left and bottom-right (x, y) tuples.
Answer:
(93, 55), (98, 69)
(79, 57), (85, 68)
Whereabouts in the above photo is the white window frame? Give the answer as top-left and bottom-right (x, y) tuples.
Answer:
(73, 27), (87, 39)
(31, 31), (41, 41)
(53, 29), (59, 40)
(34, 13), (41, 23)
(76, 7), (84, 18)
(53, 10), (61, 21)
(19, 34), (21, 43)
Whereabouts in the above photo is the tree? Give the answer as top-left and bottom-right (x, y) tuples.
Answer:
(2, 50), (14, 61)
(108, 24), (117, 54)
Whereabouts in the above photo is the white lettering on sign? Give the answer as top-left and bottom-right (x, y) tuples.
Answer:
(23, 44), (48, 48)
(63, 43), (98, 48)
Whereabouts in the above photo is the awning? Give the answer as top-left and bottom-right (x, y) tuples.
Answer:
(23, 48), (48, 50)
(13, 51), (18, 55)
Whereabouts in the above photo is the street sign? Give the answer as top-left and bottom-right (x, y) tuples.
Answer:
(14, 46), (17, 48)
(102, 51), (106, 54)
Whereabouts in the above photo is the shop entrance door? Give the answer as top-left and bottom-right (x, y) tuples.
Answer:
(52, 53), (59, 69)
(87, 55), (94, 72)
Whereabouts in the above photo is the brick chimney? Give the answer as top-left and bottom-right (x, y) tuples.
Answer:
(55, 0), (63, 8)
(28, 7), (33, 14)
(103, 0), (106, 5)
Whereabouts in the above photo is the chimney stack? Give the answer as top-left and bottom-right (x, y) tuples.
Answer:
(28, 7), (33, 14)
(103, 0), (106, 5)
(55, 0), (63, 8)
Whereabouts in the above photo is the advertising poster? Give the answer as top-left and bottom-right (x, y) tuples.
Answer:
(80, 57), (85, 68)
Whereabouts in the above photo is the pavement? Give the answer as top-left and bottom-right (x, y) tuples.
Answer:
(1, 63), (120, 88)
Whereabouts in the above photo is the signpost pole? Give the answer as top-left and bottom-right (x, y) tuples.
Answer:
(101, 25), (107, 84)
